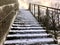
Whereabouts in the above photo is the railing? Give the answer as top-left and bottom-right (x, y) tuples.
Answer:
(29, 3), (60, 44)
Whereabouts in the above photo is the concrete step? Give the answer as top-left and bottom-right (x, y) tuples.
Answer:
(13, 22), (43, 25)
(4, 38), (54, 44)
(12, 24), (31, 26)
(6, 35), (52, 40)
(9, 30), (46, 33)
(9, 32), (46, 34)
(11, 27), (46, 30)
(7, 33), (51, 38)
(9, 30), (47, 35)
(13, 23), (40, 26)
(12, 24), (40, 27)
(4, 44), (58, 45)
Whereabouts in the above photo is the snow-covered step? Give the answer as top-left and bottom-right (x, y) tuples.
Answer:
(4, 44), (58, 45)
(14, 20), (20, 22)
(9, 30), (46, 34)
(12, 24), (38, 27)
(6, 36), (52, 40)
(11, 27), (46, 29)
(12, 25), (40, 27)
(13, 22), (42, 25)
(4, 38), (54, 44)
(7, 33), (51, 37)
(11, 28), (44, 30)
(14, 20), (42, 24)
(12, 24), (39, 27)
(9, 30), (46, 32)
(13, 22), (25, 24)
(11, 26), (45, 28)
(13, 22), (40, 26)
(13, 21), (35, 23)
(14, 20), (35, 22)
(14, 21), (25, 24)
(6, 34), (52, 40)
(12, 24), (31, 26)
(9, 31), (46, 34)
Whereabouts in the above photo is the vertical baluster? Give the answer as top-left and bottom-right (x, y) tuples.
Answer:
(29, 3), (31, 11)
(46, 7), (49, 28)
(57, 10), (59, 26)
(34, 4), (35, 17)
(32, 4), (34, 15)
(38, 5), (40, 22)
(31, 4), (33, 14)
(31, 4), (32, 14)
(52, 10), (54, 27)
(31, 4), (32, 12)
(45, 7), (50, 34)
(52, 10), (58, 44)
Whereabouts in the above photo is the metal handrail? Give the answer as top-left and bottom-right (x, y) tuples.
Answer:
(29, 3), (60, 44)
(29, 3), (60, 10)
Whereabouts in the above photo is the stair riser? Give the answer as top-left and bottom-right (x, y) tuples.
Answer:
(9, 32), (46, 34)
(6, 36), (51, 40)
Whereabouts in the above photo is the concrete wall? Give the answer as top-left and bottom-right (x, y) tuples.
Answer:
(0, 0), (19, 45)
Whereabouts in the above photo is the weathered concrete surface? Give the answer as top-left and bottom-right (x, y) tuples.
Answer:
(4, 9), (58, 45)
(0, 0), (19, 45)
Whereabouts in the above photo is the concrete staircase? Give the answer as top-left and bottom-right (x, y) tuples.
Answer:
(4, 9), (58, 45)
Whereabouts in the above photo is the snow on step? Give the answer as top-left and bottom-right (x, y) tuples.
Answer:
(13, 22), (42, 25)
(7, 33), (51, 37)
(11, 27), (46, 29)
(13, 21), (24, 23)
(12, 24), (31, 26)
(12, 24), (39, 27)
(13, 21), (35, 23)
(4, 38), (54, 44)
(12, 23), (40, 26)
(9, 30), (46, 32)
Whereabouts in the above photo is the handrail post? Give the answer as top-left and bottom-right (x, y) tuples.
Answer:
(46, 7), (49, 29)
(57, 10), (59, 26)
(34, 4), (35, 17)
(52, 11), (58, 44)
(38, 5), (40, 22)
(29, 3), (31, 11)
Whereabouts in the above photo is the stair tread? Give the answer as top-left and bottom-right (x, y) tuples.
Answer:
(11, 27), (46, 29)
(12, 24), (40, 27)
(9, 30), (46, 32)
(6, 36), (52, 40)
(12, 24), (39, 26)
(4, 38), (54, 44)
(7, 33), (51, 37)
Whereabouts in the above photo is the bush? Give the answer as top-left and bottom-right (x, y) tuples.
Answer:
(40, 15), (54, 29)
